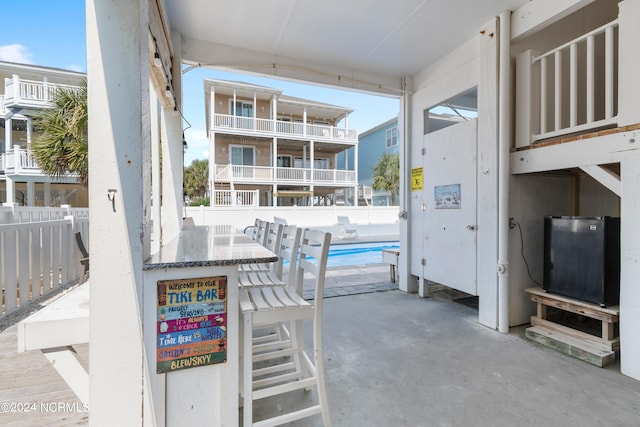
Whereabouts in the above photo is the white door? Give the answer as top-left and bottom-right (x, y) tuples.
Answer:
(422, 119), (477, 295)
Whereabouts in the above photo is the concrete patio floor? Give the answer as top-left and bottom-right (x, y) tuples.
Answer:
(2, 264), (640, 426)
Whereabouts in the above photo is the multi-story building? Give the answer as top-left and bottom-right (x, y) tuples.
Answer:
(204, 79), (358, 207)
(0, 61), (87, 207)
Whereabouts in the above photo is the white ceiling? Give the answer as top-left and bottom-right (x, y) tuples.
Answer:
(165, 0), (529, 89)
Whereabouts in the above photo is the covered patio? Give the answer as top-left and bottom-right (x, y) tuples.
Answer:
(1, 269), (639, 425)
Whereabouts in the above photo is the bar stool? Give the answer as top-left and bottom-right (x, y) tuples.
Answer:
(240, 222), (284, 274)
(239, 229), (332, 426)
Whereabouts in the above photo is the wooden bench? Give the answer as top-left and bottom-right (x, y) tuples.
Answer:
(524, 286), (619, 367)
(16, 282), (90, 404)
(381, 249), (399, 283)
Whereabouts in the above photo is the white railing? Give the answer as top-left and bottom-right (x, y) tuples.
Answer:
(0, 94), (5, 114)
(211, 190), (259, 206)
(212, 113), (357, 142)
(516, 19), (619, 148)
(214, 164), (357, 185)
(4, 76), (81, 109)
(3, 146), (42, 175)
(0, 205), (89, 321)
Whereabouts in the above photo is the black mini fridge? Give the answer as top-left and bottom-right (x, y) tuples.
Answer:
(543, 216), (620, 307)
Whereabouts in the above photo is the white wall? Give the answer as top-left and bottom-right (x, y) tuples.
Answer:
(408, 18), (500, 328)
(183, 205), (399, 238)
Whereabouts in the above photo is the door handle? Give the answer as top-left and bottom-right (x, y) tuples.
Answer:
(466, 225), (475, 230)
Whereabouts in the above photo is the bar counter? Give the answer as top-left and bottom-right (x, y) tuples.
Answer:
(142, 225), (277, 426)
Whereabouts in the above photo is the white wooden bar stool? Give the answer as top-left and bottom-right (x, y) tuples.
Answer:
(238, 225), (300, 287)
(240, 222), (284, 274)
(239, 229), (332, 427)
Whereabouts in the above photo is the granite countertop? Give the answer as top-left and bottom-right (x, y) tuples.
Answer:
(144, 225), (278, 270)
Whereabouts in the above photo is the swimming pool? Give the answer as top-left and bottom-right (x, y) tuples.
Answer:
(326, 241), (400, 268)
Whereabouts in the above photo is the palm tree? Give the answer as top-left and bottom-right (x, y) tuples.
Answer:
(184, 158), (209, 203)
(372, 152), (400, 205)
(31, 79), (88, 187)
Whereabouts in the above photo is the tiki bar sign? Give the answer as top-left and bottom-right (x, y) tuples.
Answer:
(156, 276), (227, 373)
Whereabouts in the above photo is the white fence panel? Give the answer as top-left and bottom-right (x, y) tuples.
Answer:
(0, 211), (89, 321)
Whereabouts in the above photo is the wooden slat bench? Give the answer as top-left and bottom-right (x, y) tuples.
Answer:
(524, 286), (619, 368)
(16, 282), (90, 404)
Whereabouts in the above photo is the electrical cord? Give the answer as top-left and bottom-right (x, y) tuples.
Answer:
(516, 221), (543, 287)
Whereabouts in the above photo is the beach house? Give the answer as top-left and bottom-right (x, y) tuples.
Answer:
(0, 62), (87, 207)
(205, 79), (358, 207)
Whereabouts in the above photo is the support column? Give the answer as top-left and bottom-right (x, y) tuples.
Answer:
(86, 0), (149, 424)
(160, 28), (184, 242)
(26, 117), (32, 146)
(620, 157), (640, 381)
(150, 84), (161, 254)
(6, 177), (15, 205)
(5, 117), (12, 149)
(44, 182), (51, 206)
(398, 77), (415, 293)
(26, 181), (34, 206)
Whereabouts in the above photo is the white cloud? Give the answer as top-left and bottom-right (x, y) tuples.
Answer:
(0, 44), (34, 64)
(201, 150), (209, 158)
(66, 64), (85, 73)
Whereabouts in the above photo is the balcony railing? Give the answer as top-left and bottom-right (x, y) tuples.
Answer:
(4, 76), (80, 110)
(2, 146), (42, 175)
(214, 164), (357, 185)
(212, 113), (357, 142)
(211, 190), (259, 206)
(0, 94), (5, 114)
(516, 19), (619, 148)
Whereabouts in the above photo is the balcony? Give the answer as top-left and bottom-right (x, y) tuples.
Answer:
(1, 146), (44, 176)
(213, 164), (357, 186)
(4, 76), (80, 111)
(212, 113), (357, 143)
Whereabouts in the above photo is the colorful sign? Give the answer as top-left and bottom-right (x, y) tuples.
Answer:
(411, 167), (423, 191)
(434, 184), (461, 209)
(156, 276), (227, 373)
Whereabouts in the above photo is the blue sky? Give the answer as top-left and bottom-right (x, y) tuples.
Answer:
(0, 1), (399, 166)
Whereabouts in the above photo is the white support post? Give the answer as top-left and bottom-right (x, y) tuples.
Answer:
(617, 0), (640, 126)
(26, 181), (34, 206)
(5, 117), (12, 149)
(515, 50), (539, 148)
(44, 182), (51, 206)
(540, 56), (547, 134)
(620, 157), (640, 381)
(554, 50), (562, 131)
(604, 25), (614, 120)
(26, 117), (32, 145)
(86, 0), (149, 424)
(151, 84), (161, 254)
(586, 35), (594, 123)
(569, 43), (577, 128)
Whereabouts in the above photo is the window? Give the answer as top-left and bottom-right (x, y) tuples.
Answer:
(230, 145), (254, 165)
(295, 157), (329, 169)
(424, 87), (478, 135)
(277, 155), (292, 168)
(230, 100), (254, 117)
(386, 127), (398, 148)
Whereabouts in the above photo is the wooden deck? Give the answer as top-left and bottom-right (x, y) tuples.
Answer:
(0, 322), (88, 425)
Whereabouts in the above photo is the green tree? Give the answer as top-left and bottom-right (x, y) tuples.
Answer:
(31, 79), (88, 187)
(184, 158), (209, 203)
(372, 152), (400, 205)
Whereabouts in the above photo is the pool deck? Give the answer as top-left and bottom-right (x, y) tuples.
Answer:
(2, 264), (640, 426)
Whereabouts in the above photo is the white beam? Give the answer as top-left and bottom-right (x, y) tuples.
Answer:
(511, 131), (640, 175)
(180, 37), (403, 97)
(511, 0), (596, 41)
(579, 165), (621, 197)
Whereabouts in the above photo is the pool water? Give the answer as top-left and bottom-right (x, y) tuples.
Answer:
(326, 241), (400, 268)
